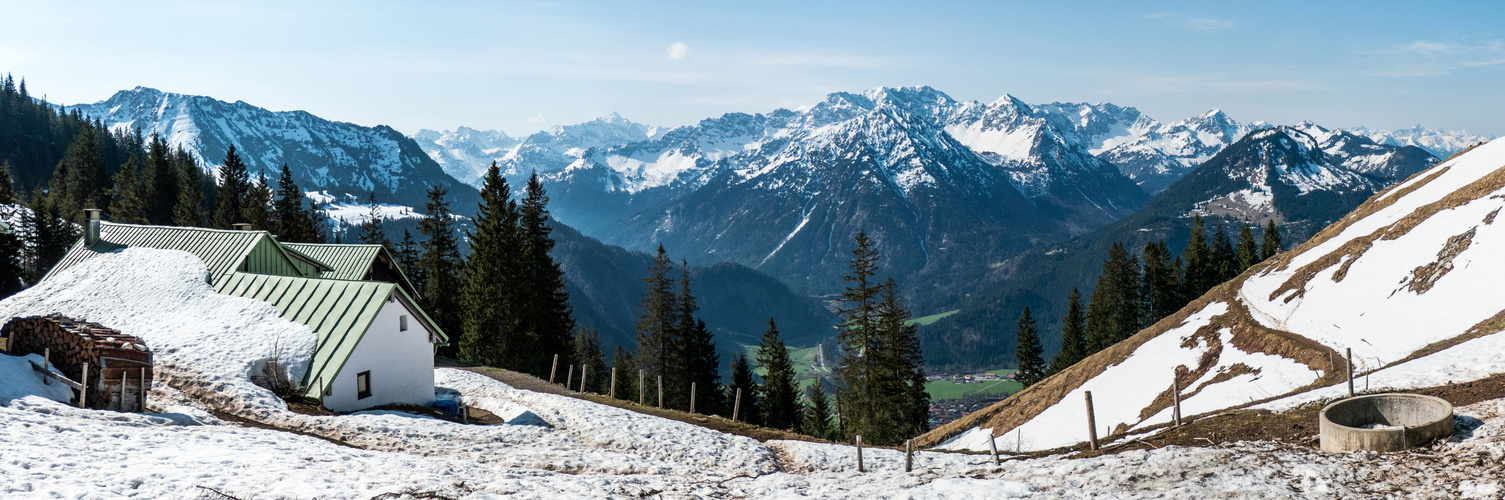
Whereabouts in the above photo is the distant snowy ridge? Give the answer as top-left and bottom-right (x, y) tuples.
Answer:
(1348, 125), (1495, 159)
(922, 136), (1505, 453)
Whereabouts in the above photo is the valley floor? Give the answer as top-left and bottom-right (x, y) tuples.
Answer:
(4, 363), (1505, 499)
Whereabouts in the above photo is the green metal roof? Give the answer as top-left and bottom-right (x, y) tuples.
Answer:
(281, 242), (420, 297)
(216, 271), (447, 399)
(44, 223), (315, 286)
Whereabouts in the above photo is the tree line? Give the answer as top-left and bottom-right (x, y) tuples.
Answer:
(1014, 215), (1283, 387)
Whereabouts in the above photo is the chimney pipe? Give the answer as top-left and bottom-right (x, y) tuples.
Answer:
(83, 209), (101, 246)
(232, 223), (253, 231)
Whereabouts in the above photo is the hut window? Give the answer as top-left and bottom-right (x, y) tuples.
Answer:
(357, 371), (371, 399)
(399, 315), (409, 332)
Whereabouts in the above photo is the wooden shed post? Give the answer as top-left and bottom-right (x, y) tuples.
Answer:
(78, 362), (89, 409)
(549, 354), (559, 384)
(118, 371), (127, 412)
(139, 368), (147, 411)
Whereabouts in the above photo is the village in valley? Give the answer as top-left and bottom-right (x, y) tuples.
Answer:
(4, 3), (1505, 499)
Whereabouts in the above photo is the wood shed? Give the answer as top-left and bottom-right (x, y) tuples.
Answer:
(1, 315), (152, 411)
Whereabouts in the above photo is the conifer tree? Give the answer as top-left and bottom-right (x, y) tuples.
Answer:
(1236, 224), (1259, 271)
(1014, 307), (1044, 388)
(516, 172), (575, 376)
(212, 146), (251, 228)
(636, 244), (679, 394)
(0, 226), (24, 298)
(611, 346), (638, 403)
(683, 318), (723, 414)
(875, 278), (928, 441)
(803, 381), (835, 440)
(756, 319), (799, 430)
(459, 166), (518, 367)
(357, 192), (392, 247)
(52, 125), (109, 220)
(728, 353), (761, 425)
(419, 184), (463, 348)
(1048, 288), (1087, 374)
(1260, 219), (1283, 260)
(833, 231), (882, 441)
(1085, 242), (1143, 352)
(0, 162), (14, 205)
(1211, 224), (1236, 282)
(272, 164), (323, 242)
(173, 156), (209, 227)
(143, 134), (178, 225)
(1182, 215), (1214, 297)
(395, 228), (422, 286)
(107, 157), (148, 224)
(573, 326), (608, 394)
(24, 190), (77, 281)
(243, 171), (274, 231)
(1141, 240), (1181, 324)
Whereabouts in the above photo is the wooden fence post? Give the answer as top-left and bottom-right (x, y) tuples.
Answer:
(905, 439), (914, 472)
(855, 435), (865, 473)
(657, 375), (664, 409)
(1346, 348), (1354, 398)
(733, 388), (742, 422)
(610, 367), (617, 399)
(549, 354), (559, 384)
(989, 434), (1000, 465)
(78, 362), (89, 408)
(566, 365), (574, 389)
(1172, 374), (1182, 427)
(1085, 390), (1099, 451)
(690, 382), (697, 414)
(638, 369), (645, 405)
(581, 364), (589, 393)
(42, 348), (50, 385)
(118, 371), (126, 412)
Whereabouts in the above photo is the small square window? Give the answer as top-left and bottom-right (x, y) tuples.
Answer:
(399, 315), (409, 332)
(356, 371), (371, 399)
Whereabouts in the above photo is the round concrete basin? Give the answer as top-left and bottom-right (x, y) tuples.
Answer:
(1319, 393), (1453, 452)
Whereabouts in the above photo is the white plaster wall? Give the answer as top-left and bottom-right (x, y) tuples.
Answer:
(322, 296), (435, 412)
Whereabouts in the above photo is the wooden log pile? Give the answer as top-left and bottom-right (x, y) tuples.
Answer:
(1, 314), (152, 411)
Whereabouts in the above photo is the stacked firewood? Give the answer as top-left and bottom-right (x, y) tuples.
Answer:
(1, 314), (152, 410)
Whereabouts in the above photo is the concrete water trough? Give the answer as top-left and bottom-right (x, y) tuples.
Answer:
(1319, 393), (1453, 452)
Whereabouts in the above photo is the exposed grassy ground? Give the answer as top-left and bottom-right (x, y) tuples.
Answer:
(906, 309), (960, 326)
(924, 371), (1022, 400)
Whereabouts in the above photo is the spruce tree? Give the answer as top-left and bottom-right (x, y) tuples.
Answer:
(25, 190), (77, 281)
(243, 171), (274, 231)
(572, 326), (608, 394)
(1211, 224), (1236, 282)
(1182, 215), (1214, 298)
(803, 381), (835, 440)
(52, 125), (109, 220)
(173, 156), (209, 227)
(1048, 288), (1087, 374)
(0, 162), (14, 205)
(107, 157), (148, 224)
(1261, 219), (1283, 260)
(395, 229), (422, 287)
(636, 244), (679, 396)
(357, 192), (392, 247)
(1236, 224), (1259, 271)
(517, 172), (575, 376)
(419, 184), (464, 348)
(459, 166), (518, 367)
(875, 278), (928, 442)
(728, 353), (761, 425)
(1085, 242), (1142, 352)
(683, 318), (723, 414)
(833, 231), (883, 441)
(143, 134), (178, 225)
(273, 164), (322, 243)
(611, 346), (638, 403)
(0, 227), (23, 298)
(212, 146), (250, 228)
(1014, 307), (1044, 388)
(756, 319), (799, 430)
(1141, 240), (1181, 324)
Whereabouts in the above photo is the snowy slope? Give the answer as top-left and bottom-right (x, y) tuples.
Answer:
(922, 137), (1505, 453)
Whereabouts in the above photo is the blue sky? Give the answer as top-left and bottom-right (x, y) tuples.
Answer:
(3, 1), (1502, 137)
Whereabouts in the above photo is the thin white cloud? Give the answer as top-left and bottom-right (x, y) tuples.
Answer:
(1367, 39), (1505, 77)
(1144, 12), (1234, 33)
(666, 42), (690, 61)
(526, 113), (547, 124)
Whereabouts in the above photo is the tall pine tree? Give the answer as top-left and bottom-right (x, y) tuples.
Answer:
(636, 244), (679, 396)
(728, 353), (761, 425)
(803, 381), (835, 440)
(212, 146), (250, 228)
(1014, 306), (1044, 388)
(1261, 219), (1283, 260)
(756, 319), (800, 430)
(272, 164), (323, 243)
(1236, 224), (1259, 271)
(1182, 215), (1214, 298)
(108, 157), (148, 224)
(419, 184), (463, 350)
(459, 166), (518, 367)
(357, 193), (392, 247)
(573, 326), (608, 394)
(243, 171), (274, 231)
(611, 346), (637, 403)
(516, 172), (575, 376)
(1048, 288), (1087, 374)
(833, 231), (883, 442)
(143, 133), (178, 225)
(1141, 239), (1182, 324)
(1085, 242), (1143, 352)
(1210, 224), (1236, 282)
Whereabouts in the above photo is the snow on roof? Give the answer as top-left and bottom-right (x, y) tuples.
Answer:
(44, 222), (315, 286)
(0, 247), (317, 412)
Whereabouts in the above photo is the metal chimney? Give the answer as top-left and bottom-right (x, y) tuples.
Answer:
(83, 209), (102, 246)
(232, 223), (253, 231)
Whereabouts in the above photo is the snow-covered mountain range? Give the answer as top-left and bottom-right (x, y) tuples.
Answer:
(63, 87), (478, 210)
(921, 136), (1505, 453)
